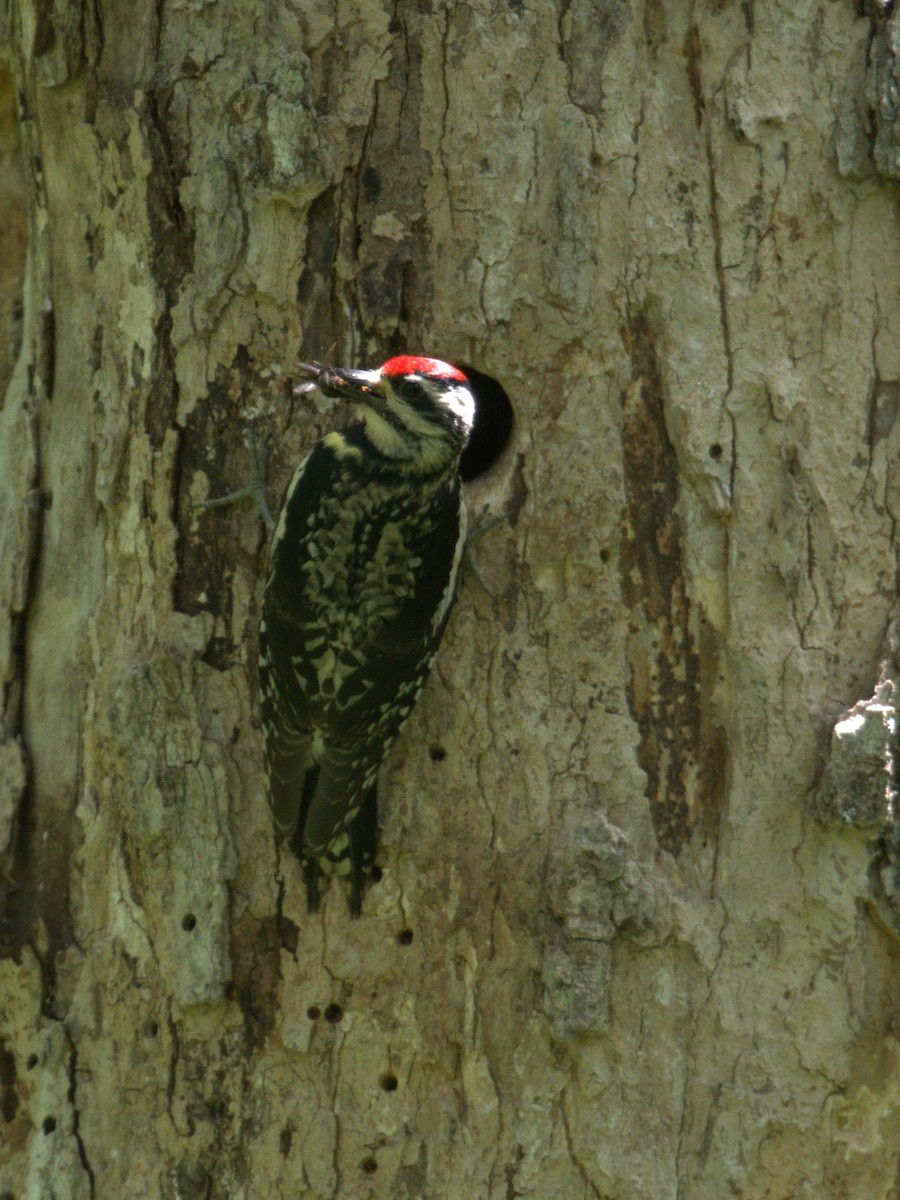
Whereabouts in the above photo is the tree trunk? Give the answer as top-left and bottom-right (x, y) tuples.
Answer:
(2, 1), (898, 1197)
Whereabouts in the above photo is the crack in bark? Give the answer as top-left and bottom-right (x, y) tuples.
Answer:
(684, 25), (734, 395)
(166, 1001), (181, 1129)
(0, 242), (48, 958)
(704, 128), (735, 394)
(67, 1037), (96, 1199)
(558, 1092), (605, 1199)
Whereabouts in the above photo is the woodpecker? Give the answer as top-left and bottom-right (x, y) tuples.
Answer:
(259, 355), (476, 913)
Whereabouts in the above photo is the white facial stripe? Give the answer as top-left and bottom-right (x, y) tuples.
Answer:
(384, 379), (475, 439)
(442, 384), (476, 432)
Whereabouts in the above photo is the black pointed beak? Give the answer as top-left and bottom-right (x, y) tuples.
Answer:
(315, 366), (385, 403)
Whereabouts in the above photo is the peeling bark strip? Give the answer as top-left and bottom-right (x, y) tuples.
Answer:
(619, 315), (726, 853)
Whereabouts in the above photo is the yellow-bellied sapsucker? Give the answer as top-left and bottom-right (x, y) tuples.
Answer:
(259, 356), (476, 913)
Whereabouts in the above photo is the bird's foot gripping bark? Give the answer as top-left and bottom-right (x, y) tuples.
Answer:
(195, 422), (276, 530)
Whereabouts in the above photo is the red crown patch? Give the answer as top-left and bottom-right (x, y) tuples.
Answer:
(380, 355), (467, 383)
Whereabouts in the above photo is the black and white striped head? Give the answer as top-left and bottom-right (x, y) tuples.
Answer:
(318, 355), (476, 472)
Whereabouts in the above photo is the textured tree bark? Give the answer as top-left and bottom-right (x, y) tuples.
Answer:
(1, 1), (898, 1197)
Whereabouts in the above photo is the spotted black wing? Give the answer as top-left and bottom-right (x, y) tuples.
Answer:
(258, 443), (339, 842)
(259, 434), (467, 909)
(298, 480), (466, 858)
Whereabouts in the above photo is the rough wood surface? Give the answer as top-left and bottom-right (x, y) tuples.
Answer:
(1, 1), (898, 1197)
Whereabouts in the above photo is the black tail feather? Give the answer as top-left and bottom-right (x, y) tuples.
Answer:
(347, 783), (378, 916)
(293, 778), (379, 915)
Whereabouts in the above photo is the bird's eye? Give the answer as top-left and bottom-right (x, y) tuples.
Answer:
(398, 378), (426, 403)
